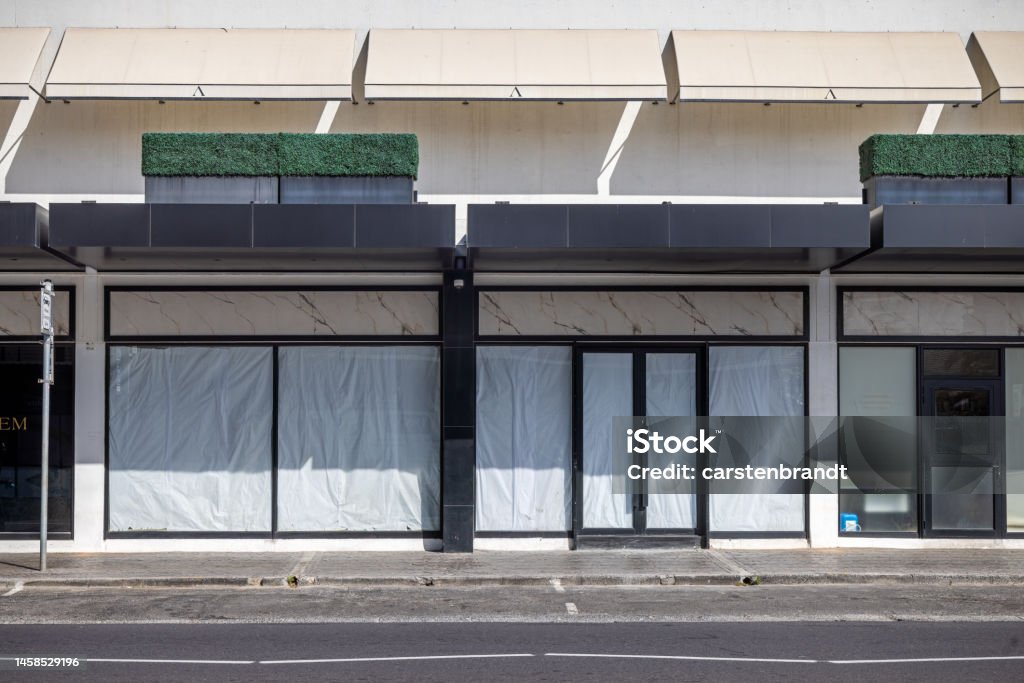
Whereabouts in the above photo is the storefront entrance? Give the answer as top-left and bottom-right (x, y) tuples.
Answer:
(0, 343), (75, 538)
(574, 348), (705, 546)
(921, 348), (1005, 537)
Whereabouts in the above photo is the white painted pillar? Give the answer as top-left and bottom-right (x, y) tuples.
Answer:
(72, 269), (105, 551)
(597, 101), (642, 195)
(808, 270), (840, 548)
(315, 101), (341, 134)
(916, 103), (944, 135)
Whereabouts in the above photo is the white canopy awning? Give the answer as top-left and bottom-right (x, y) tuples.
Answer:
(0, 28), (50, 99)
(967, 32), (1024, 102)
(671, 30), (981, 103)
(364, 29), (667, 101)
(45, 28), (355, 100)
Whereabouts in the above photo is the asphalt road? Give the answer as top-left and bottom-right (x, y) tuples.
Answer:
(1, 621), (1023, 682)
(1, 584), (1022, 681)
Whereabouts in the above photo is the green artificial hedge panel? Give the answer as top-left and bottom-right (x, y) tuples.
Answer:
(859, 134), (1012, 181)
(278, 134), (419, 178)
(142, 133), (280, 177)
(1010, 136), (1024, 177)
(142, 132), (419, 178)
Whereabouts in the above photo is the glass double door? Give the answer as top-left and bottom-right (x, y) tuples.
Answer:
(575, 348), (703, 536)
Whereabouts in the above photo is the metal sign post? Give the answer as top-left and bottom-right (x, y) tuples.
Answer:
(39, 280), (54, 572)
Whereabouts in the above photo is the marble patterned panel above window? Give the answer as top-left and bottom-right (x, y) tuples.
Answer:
(108, 290), (439, 337)
(0, 289), (72, 337)
(843, 291), (1024, 338)
(478, 290), (804, 337)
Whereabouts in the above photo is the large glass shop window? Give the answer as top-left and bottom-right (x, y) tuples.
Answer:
(708, 346), (806, 533)
(476, 346), (572, 532)
(108, 346), (273, 532)
(838, 347), (918, 534)
(0, 344), (74, 535)
(276, 346), (441, 532)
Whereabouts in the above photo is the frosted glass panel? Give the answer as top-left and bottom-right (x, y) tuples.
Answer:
(840, 347), (917, 417)
(1007, 349), (1024, 533)
(839, 346), (917, 534)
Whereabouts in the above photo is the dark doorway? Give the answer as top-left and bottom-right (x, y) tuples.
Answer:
(0, 344), (75, 538)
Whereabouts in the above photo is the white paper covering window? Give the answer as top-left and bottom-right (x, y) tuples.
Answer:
(476, 346), (572, 531)
(108, 346), (273, 532)
(276, 346), (440, 532)
(645, 353), (698, 529)
(709, 346), (805, 533)
(582, 353), (634, 529)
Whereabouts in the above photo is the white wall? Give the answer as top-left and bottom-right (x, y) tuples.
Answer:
(7, 100), (324, 196)
(3, 0), (1023, 37)
(616, 102), (934, 199)
(10, 97), (1023, 202)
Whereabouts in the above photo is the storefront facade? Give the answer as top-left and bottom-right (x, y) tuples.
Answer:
(3, 1), (1024, 552)
(5, 201), (1024, 553)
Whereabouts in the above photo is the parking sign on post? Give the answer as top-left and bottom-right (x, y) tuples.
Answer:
(39, 280), (54, 572)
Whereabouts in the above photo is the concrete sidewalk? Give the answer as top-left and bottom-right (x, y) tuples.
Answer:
(1, 549), (1023, 589)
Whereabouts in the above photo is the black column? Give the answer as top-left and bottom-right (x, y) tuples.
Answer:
(441, 266), (475, 552)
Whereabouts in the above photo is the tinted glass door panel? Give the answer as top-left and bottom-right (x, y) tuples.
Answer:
(923, 381), (1002, 534)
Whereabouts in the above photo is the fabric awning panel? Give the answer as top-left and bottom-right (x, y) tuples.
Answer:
(672, 30), (981, 103)
(45, 28), (355, 100)
(364, 29), (667, 100)
(0, 28), (50, 99)
(967, 32), (1024, 102)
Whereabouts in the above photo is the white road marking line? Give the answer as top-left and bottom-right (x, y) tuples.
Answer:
(547, 653), (817, 663)
(706, 550), (751, 577)
(565, 602), (579, 615)
(288, 551), (317, 579)
(549, 578), (565, 593)
(4, 653), (1018, 667)
(1, 581), (24, 597)
(830, 655), (1024, 664)
(547, 653), (1024, 665)
(86, 658), (253, 665)
(260, 654), (535, 665)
